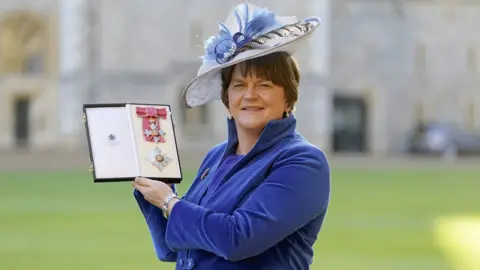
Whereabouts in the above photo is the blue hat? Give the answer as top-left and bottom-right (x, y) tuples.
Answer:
(181, 1), (322, 108)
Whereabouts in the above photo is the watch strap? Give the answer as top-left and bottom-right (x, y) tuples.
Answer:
(162, 193), (179, 218)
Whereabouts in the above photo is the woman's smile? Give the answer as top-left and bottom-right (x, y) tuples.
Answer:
(240, 106), (265, 111)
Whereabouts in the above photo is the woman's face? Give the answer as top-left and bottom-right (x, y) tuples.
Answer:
(227, 64), (288, 132)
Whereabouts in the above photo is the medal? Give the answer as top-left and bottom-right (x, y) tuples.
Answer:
(147, 147), (173, 171)
(136, 107), (168, 143)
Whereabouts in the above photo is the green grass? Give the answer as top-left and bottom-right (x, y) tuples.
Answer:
(1, 168), (479, 269)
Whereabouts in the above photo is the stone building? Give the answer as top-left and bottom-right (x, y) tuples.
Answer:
(330, 0), (480, 154)
(0, 0), (478, 157)
(0, 2), (59, 149)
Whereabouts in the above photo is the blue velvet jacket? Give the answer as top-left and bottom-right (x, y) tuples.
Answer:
(134, 115), (331, 270)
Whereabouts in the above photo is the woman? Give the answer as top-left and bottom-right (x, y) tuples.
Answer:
(133, 2), (330, 269)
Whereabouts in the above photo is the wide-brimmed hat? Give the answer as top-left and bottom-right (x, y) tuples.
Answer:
(181, 1), (322, 108)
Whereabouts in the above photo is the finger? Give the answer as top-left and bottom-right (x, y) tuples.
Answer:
(134, 177), (151, 187)
(133, 182), (148, 194)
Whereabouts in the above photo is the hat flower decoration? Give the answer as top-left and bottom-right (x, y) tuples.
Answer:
(181, 1), (322, 108)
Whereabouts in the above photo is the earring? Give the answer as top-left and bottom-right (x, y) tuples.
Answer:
(284, 111), (290, 118)
(228, 113), (232, 120)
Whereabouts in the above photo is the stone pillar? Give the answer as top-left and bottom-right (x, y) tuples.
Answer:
(367, 88), (388, 155)
(312, 86), (333, 153)
(0, 91), (14, 150)
(308, 0), (331, 77)
(58, 0), (90, 149)
(306, 0), (332, 153)
(296, 83), (332, 154)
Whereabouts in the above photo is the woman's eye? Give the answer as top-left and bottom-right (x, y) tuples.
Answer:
(259, 83), (271, 88)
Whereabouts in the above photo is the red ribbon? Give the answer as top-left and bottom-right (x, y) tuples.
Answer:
(136, 107), (167, 142)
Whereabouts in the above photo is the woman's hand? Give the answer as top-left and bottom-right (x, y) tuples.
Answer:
(132, 177), (176, 209)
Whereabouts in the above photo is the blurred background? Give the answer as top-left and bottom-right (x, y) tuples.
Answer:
(0, 0), (479, 269)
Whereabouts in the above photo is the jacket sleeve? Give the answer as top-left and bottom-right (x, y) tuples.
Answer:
(134, 144), (223, 261)
(164, 146), (331, 261)
(134, 187), (178, 262)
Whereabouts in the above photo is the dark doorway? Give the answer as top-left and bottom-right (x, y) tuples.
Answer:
(14, 97), (30, 147)
(332, 95), (368, 153)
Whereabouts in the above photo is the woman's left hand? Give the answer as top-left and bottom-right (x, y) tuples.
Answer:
(133, 177), (174, 209)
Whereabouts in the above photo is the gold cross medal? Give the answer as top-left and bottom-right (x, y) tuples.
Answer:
(147, 147), (173, 171)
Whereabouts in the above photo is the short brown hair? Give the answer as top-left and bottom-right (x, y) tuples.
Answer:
(220, 52), (300, 111)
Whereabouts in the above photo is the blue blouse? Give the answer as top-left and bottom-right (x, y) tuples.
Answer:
(199, 153), (243, 201)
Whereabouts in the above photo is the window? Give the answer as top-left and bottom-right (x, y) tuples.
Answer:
(0, 12), (46, 75)
(14, 96), (30, 147)
(332, 95), (368, 153)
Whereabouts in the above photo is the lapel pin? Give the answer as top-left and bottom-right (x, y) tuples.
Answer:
(201, 168), (210, 180)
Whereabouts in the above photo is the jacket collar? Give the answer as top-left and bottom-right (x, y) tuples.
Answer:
(221, 114), (297, 161)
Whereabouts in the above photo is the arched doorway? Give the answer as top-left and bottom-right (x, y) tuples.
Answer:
(332, 94), (368, 153)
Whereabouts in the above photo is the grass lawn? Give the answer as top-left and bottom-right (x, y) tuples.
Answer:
(0, 167), (479, 269)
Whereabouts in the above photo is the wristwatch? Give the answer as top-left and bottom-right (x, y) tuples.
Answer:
(162, 192), (179, 219)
